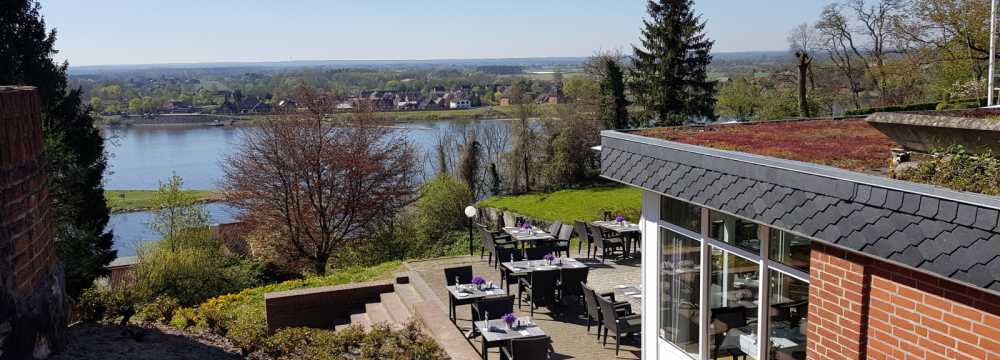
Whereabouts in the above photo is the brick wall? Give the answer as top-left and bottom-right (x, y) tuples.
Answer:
(808, 242), (1000, 360)
(0, 86), (66, 358)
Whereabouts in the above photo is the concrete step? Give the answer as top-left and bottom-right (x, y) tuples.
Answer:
(380, 292), (413, 325)
(393, 283), (424, 311)
(349, 312), (372, 331)
(413, 300), (481, 359)
(365, 302), (394, 328)
(407, 269), (448, 313)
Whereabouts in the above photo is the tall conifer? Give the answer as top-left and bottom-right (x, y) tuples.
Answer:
(631, 0), (717, 125)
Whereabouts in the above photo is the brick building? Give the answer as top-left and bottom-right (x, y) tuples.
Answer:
(0, 86), (67, 358)
(599, 119), (1000, 360)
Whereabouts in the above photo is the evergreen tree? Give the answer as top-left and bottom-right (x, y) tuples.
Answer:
(631, 0), (717, 126)
(597, 58), (630, 129)
(0, 0), (115, 298)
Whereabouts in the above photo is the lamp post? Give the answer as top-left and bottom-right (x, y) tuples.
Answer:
(464, 206), (478, 256)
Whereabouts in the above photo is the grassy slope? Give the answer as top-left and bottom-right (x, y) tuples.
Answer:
(478, 186), (641, 224)
(105, 190), (219, 212)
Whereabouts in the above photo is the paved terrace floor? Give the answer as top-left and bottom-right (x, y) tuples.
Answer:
(405, 254), (642, 360)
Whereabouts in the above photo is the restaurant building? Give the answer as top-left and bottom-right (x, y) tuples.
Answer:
(599, 119), (1000, 360)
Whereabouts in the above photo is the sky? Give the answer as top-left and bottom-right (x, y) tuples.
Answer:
(40, 0), (829, 66)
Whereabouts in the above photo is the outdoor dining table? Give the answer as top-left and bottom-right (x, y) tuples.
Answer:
(500, 258), (588, 274)
(474, 317), (546, 360)
(592, 220), (642, 257)
(502, 227), (555, 250)
(446, 284), (507, 322)
(613, 284), (643, 314)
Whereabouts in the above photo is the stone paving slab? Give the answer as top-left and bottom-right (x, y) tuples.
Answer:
(405, 255), (641, 360)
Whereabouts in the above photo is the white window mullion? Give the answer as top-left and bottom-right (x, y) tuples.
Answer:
(757, 227), (771, 360)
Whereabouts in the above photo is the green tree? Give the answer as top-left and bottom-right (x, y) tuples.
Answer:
(631, 0), (717, 125)
(596, 57), (630, 129)
(715, 78), (763, 121)
(89, 97), (104, 113)
(563, 75), (598, 101)
(146, 175), (210, 252)
(0, 0), (115, 299)
(128, 98), (142, 113)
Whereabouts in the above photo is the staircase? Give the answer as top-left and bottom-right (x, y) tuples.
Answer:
(335, 271), (479, 359)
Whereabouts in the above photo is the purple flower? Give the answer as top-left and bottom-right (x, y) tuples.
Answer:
(502, 313), (517, 326)
(471, 276), (486, 286)
(543, 253), (555, 261)
(615, 215), (625, 223)
(521, 222), (532, 230)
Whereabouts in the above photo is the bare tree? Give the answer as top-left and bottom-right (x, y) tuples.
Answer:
(816, 4), (866, 109)
(221, 88), (417, 274)
(847, 0), (907, 103)
(789, 23), (817, 117)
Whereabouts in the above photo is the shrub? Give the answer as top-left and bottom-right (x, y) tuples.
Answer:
(77, 286), (110, 322)
(134, 240), (259, 307)
(226, 307), (267, 355)
(897, 146), (1000, 195)
(75, 285), (137, 325)
(170, 307), (200, 329)
(413, 174), (474, 242)
(137, 296), (180, 324)
(258, 322), (446, 360)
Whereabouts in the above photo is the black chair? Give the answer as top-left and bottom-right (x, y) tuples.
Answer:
(546, 220), (562, 237)
(524, 247), (550, 261)
(558, 267), (589, 305)
(518, 269), (559, 316)
(445, 265), (474, 286)
(581, 283), (631, 338)
(597, 293), (641, 356)
(573, 220), (593, 257)
(472, 295), (515, 323)
(711, 306), (749, 360)
(444, 265), (475, 321)
(500, 335), (552, 360)
(497, 247), (526, 292)
(588, 223), (625, 263)
(549, 224), (572, 258)
(479, 226), (495, 262)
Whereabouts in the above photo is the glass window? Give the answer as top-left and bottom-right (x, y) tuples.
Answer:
(768, 271), (809, 360)
(660, 228), (701, 358)
(661, 196), (701, 233)
(708, 211), (761, 253)
(769, 229), (811, 272)
(709, 249), (759, 360)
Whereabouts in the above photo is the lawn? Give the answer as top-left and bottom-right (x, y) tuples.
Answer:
(105, 190), (219, 212)
(478, 186), (642, 224)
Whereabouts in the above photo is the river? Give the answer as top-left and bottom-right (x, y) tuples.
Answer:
(104, 119), (510, 256)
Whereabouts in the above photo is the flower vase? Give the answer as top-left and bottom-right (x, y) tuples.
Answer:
(506, 320), (515, 330)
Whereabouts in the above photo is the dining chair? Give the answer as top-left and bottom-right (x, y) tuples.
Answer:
(597, 293), (642, 356)
(444, 266), (473, 286)
(588, 223), (625, 263)
(552, 224), (573, 258)
(524, 247), (550, 261)
(710, 306), (749, 360)
(517, 269), (559, 316)
(472, 295), (515, 323)
(557, 267), (589, 305)
(546, 220), (563, 237)
(497, 247), (526, 292)
(500, 335), (552, 360)
(581, 283), (631, 338)
(573, 220), (593, 257)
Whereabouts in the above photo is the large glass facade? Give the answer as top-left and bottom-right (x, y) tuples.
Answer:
(662, 196), (702, 233)
(769, 229), (811, 272)
(660, 228), (701, 357)
(709, 211), (761, 253)
(709, 249), (759, 359)
(658, 196), (810, 360)
(767, 272), (809, 360)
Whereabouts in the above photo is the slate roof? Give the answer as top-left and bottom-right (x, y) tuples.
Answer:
(601, 130), (1000, 292)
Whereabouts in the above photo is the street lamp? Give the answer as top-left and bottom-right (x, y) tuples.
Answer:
(464, 206), (478, 256)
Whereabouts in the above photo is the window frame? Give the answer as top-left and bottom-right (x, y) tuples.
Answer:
(655, 195), (811, 360)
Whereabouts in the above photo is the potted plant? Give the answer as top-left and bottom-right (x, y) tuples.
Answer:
(471, 276), (486, 290)
(502, 313), (517, 330)
(544, 253), (555, 265)
(615, 215), (625, 225)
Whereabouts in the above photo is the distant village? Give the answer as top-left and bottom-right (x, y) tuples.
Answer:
(114, 84), (566, 118)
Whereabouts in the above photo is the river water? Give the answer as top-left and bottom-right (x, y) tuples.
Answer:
(104, 119), (510, 255)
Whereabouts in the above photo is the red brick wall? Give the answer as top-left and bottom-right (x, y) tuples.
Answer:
(808, 242), (1000, 360)
(0, 86), (55, 296)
